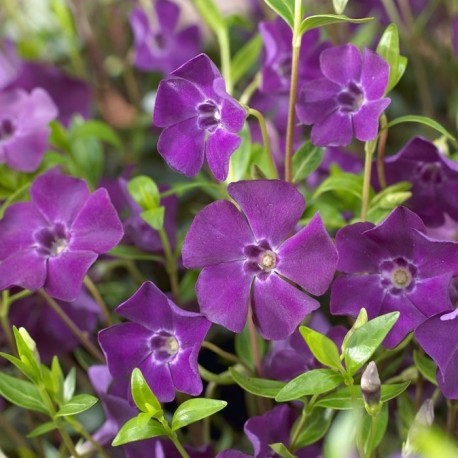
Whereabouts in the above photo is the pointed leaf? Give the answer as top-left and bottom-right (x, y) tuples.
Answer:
(70, 120), (122, 149)
(171, 398), (227, 431)
(229, 367), (285, 398)
(55, 394), (98, 417)
(231, 34), (263, 85)
(63, 368), (76, 403)
(292, 142), (324, 183)
(131, 368), (162, 416)
(376, 23), (403, 93)
(413, 350), (437, 386)
(141, 207), (165, 230)
(386, 116), (456, 141)
(27, 421), (57, 438)
(112, 417), (167, 446)
(269, 443), (296, 458)
(332, 0), (349, 15)
(300, 14), (373, 36)
(194, 0), (225, 34)
(264, 0), (294, 28)
(294, 408), (333, 449)
(128, 176), (161, 210)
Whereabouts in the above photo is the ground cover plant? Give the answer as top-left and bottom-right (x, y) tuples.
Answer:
(0, 0), (457, 456)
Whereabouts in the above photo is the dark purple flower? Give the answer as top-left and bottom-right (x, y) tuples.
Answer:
(98, 281), (211, 402)
(377, 136), (458, 227)
(153, 53), (246, 181)
(0, 88), (57, 171)
(259, 17), (328, 94)
(330, 206), (458, 348)
(296, 44), (391, 147)
(182, 180), (338, 340)
(130, 0), (200, 74)
(415, 309), (458, 399)
(0, 171), (123, 301)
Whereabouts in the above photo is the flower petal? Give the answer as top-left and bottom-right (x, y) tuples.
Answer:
(4, 130), (49, 172)
(320, 44), (362, 86)
(252, 274), (319, 340)
(206, 128), (241, 181)
(277, 213), (337, 295)
(311, 110), (353, 147)
(195, 261), (252, 333)
(139, 357), (175, 403)
(352, 98), (390, 142)
(360, 48), (390, 100)
(170, 347), (203, 396)
(156, 0), (180, 31)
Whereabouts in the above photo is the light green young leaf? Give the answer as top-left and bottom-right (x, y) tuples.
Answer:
(276, 369), (343, 402)
(300, 14), (373, 36)
(231, 35), (263, 85)
(269, 443), (296, 458)
(344, 312), (399, 375)
(332, 0), (349, 15)
(312, 170), (364, 200)
(292, 142), (324, 183)
(63, 368), (76, 403)
(264, 0), (294, 28)
(128, 176), (161, 210)
(141, 207), (165, 231)
(131, 368), (162, 416)
(299, 327), (343, 372)
(55, 394), (98, 417)
(27, 421), (57, 438)
(112, 417), (167, 446)
(229, 367), (285, 398)
(171, 398), (227, 431)
(385, 116), (457, 141)
(13, 327), (41, 381)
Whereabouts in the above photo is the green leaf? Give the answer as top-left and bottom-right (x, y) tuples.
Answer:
(332, 0), (349, 14)
(71, 137), (104, 189)
(131, 368), (162, 416)
(27, 421), (57, 438)
(108, 245), (163, 262)
(276, 369), (343, 402)
(12, 327), (41, 381)
(413, 350), (437, 386)
(234, 324), (266, 370)
(0, 372), (48, 414)
(171, 398), (227, 431)
(194, 0), (225, 34)
(50, 357), (64, 401)
(314, 382), (410, 409)
(300, 14), (373, 36)
(292, 142), (324, 183)
(229, 367), (285, 398)
(55, 394), (98, 417)
(362, 403), (388, 454)
(70, 120), (122, 150)
(299, 327), (343, 372)
(269, 443), (296, 458)
(264, 0), (294, 28)
(49, 121), (71, 151)
(0, 352), (33, 380)
(141, 207), (165, 231)
(344, 312), (399, 375)
(128, 176), (161, 211)
(112, 417), (167, 446)
(231, 34), (263, 85)
(229, 126), (252, 182)
(385, 116), (456, 141)
(312, 170), (364, 200)
(294, 408), (333, 449)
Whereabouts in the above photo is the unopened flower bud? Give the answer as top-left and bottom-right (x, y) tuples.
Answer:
(361, 361), (382, 416)
(402, 399), (434, 457)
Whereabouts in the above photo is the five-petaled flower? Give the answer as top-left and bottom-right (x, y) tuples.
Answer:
(296, 43), (391, 147)
(0, 171), (123, 301)
(153, 53), (246, 181)
(330, 206), (458, 348)
(98, 281), (211, 402)
(182, 180), (338, 340)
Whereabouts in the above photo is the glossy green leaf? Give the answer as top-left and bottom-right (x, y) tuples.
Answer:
(294, 408), (333, 449)
(332, 0), (349, 14)
(344, 312), (399, 375)
(269, 443), (296, 458)
(385, 116), (456, 141)
(413, 350), (437, 386)
(276, 369), (343, 402)
(312, 170), (364, 200)
(194, 0), (225, 34)
(362, 403), (388, 454)
(231, 35), (263, 85)
(300, 14), (373, 36)
(229, 367), (285, 398)
(128, 175), (161, 210)
(27, 421), (57, 438)
(131, 368), (162, 415)
(141, 207), (165, 231)
(0, 372), (48, 414)
(13, 327), (41, 381)
(63, 368), (76, 403)
(70, 120), (122, 149)
(50, 357), (64, 400)
(292, 142), (324, 183)
(108, 245), (163, 262)
(314, 382), (410, 409)
(0, 352), (33, 380)
(55, 394), (98, 417)
(112, 417), (167, 446)
(229, 126), (252, 182)
(264, 0), (294, 28)
(299, 327), (343, 372)
(171, 398), (227, 431)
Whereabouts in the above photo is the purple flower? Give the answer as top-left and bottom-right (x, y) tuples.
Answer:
(377, 136), (458, 227)
(0, 171), (123, 301)
(182, 180), (338, 340)
(0, 88), (57, 171)
(296, 44), (391, 147)
(415, 309), (458, 399)
(259, 17), (328, 94)
(130, 0), (200, 74)
(98, 281), (211, 402)
(330, 206), (458, 348)
(153, 53), (246, 181)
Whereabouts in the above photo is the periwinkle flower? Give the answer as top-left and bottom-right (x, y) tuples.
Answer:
(182, 180), (338, 340)
(0, 88), (57, 171)
(130, 0), (200, 74)
(0, 171), (123, 301)
(296, 44), (391, 147)
(153, 53), (246, 181)
(415, 309), (458, 399)
(259, 17), (328, 94)
(98, 281), (211, 402)
(376, 136), (458, 227)
(330, 206), (458, 348)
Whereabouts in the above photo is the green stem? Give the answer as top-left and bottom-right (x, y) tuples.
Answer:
(365, 414), (379, 458)
(158, 228), (180, 302)
(239, 73), (260, 105)
(66, 417), (110, 458)
(0, 182), (31, 218)
(217, 29), (232, 95)
(361, 140), (376, 222)
(247, 305), (262, 377)
(0, 290), (15, 353)
(446, 400), (457, 436)
(160, 418), (190, 458)
(201, 341), (247, 368)
(83, 276), (112, 325)
(39, 290), (105, 363)
(247, 108), (278, 179)
(203, 381), (218, 444)
(284, 0), (303, 182)
(376, 114), (388, 189)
